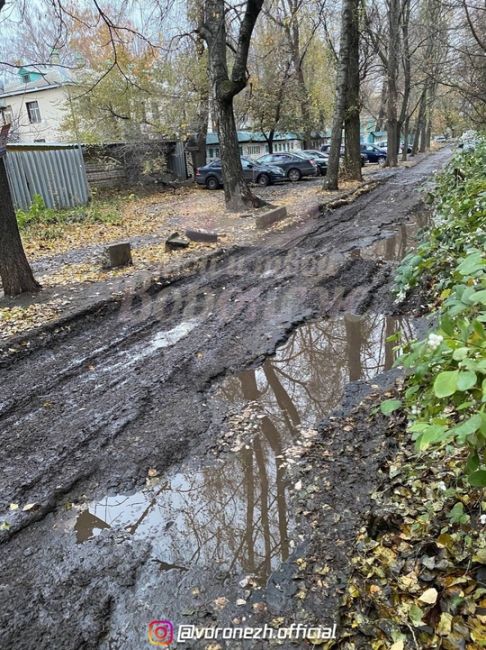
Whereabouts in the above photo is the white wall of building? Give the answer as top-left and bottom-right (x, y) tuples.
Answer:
(0, 86), (71, 143)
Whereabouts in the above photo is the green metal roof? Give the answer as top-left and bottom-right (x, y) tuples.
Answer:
(206, 130), (304, 145)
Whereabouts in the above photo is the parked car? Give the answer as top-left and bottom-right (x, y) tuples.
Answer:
(360, 143), (387, 164)
(299, 150), (328, 175)
(255, 152), (317, 181)
(195, 157), (286, 189)
(376, 140), (413, 154)
(434, 135), (447, 142)
(320, 144), (367, 166)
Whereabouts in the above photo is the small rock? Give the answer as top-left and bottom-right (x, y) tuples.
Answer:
(165, 232), (190, 251)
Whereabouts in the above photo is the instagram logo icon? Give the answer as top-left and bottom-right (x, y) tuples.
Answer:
(148, 620), (174, 646)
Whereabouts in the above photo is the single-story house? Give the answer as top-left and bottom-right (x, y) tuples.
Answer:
(206, 131), (304, 161)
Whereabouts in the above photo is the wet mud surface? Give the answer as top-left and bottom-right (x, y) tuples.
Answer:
(0, 149), (450, 649)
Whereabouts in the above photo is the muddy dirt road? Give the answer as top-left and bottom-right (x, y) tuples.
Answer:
(0, 149), (450, 649)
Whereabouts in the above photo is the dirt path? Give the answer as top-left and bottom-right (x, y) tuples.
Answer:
(0, 149), (451, 649)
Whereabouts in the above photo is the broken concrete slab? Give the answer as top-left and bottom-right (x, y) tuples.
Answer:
(185, 229), (219, 243)
(103, 242), (132, 268)
(255, 206), (288, 229)
(165, 232), (190, 252)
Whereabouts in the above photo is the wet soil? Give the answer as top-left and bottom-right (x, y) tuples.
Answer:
(0, 149), (450, 649)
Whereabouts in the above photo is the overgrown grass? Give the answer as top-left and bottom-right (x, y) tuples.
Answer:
(16, 193), (124, 239)
(385, 135), (486, 487)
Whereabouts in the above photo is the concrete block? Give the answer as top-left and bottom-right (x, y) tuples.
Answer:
(185, 229), (219, 243)
(103, 242), (132, 268)
(255, 206), (288, 229)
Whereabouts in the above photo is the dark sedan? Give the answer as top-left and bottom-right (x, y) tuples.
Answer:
(256, 152), (317, 181)
(195, 157), (286, 189)
(299, 150), (328, 175)
(360, 143), (387, 164)
(320, 144), (367, 166)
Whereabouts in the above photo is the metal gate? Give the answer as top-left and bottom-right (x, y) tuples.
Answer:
(5, 143), (90, 210)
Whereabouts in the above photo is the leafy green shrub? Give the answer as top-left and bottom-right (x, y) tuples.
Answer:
(387, 137), (486, 487)
(16, 194), (60, 229)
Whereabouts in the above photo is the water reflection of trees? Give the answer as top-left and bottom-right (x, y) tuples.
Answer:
(78, 424), (289, 584)
(220, 314), (415, 438)
(77, 314), (414, 586)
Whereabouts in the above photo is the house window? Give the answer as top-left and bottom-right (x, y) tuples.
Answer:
(26, 101), (41, 123)
(0, 105), (12, 125)
(209, 148), (213, 158)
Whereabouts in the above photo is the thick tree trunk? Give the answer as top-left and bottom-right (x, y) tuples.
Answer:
(386, 0), (400, 167)
(200, 0), (264, 212)
(217, 97), (256, 211)
(343, 0), (362, 181)
(324, 0), (354, 190)
(0, 157), (40, 296)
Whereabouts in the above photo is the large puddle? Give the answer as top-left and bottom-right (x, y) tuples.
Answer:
(74, 313), (415, 591)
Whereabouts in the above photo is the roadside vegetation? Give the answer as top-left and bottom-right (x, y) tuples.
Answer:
(334, 135), (486, 649)
(392, 133), (486, 487)
(16, 193), (123, 239)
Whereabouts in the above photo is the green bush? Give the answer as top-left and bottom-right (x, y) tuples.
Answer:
(388, 137), (486, 487)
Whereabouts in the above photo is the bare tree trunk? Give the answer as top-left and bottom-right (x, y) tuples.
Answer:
(401, 116), (410, 161)
(283, 1), (313, 148)
(376, 79), (388, 131)
(199, 0), (264, 212)
(412, 88), (426, 155)
(0, 157), (40, 296)
(344, 0), (362, 181)
(398, 0), (411, 162)
(191, 14), (209, 172)
(386, 0), (400, 167)
(325, 0), (354, 190)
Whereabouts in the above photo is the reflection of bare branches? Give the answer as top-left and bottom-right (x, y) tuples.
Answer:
(219, 314), (416, 434)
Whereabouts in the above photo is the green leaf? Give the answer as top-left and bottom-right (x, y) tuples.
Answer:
(457, 252), (484, 276)
(468, 469), (486, 487)
(434, 370), (459, 398)
(465, 451), (480, 474)
(452, 347), (469, 361)
(448, 502), (466, 523)
(380, 399), (402, 416)
(451, 413), (482, 439)
(409, 604), (424, 625)
(457, 370), (477, 391)
(471, 289), (486, 305)
(417, 424), (448, 449)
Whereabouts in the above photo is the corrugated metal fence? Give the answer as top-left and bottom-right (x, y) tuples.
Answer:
(5, 143), (90, 210)
(168, 141), (188, 180)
